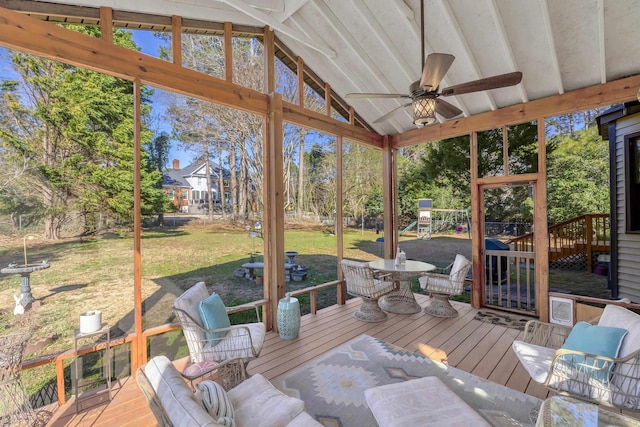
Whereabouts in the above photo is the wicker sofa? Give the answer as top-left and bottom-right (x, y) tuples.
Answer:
(137, 355), (322, 427)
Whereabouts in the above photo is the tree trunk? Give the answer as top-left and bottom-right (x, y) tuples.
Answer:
(229, 145), (238, 221)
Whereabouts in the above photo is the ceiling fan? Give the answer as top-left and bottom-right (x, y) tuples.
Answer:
(345, 0), (522, 128)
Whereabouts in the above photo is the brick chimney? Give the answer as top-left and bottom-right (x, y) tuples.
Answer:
(172, 159), (180, 170)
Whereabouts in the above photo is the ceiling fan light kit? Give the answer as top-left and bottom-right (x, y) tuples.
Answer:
(413, 96), (436, 127)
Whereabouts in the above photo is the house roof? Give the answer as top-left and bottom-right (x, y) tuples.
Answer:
(163, 160), (230, 188)
(21, 0), (640, 136)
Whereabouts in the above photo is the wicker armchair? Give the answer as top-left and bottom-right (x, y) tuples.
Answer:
(512, 304), (640, 412)
(340, 259), (396, 322)
(418, 254), (471, 317)
(173, 282), (265, 380)
(0, 333), (36, 427)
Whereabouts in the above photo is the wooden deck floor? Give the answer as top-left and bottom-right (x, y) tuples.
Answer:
(46, 295), (548, 426)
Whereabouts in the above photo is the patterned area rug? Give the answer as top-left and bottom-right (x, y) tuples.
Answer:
(272, 334), (541, 427)
(474, 311), (530, 330)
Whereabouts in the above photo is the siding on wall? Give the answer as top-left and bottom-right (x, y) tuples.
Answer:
(615, 114), (640, 302)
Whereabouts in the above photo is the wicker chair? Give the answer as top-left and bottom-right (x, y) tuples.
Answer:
(512, 304), (640, 412)
(173, 282), (265, 381)
(0, 333), (36, 427)
(340, 259), (396, 322)
(418, 254), (471, 317)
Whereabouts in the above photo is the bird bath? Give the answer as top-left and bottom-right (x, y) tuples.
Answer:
(1, 261), (50, 306)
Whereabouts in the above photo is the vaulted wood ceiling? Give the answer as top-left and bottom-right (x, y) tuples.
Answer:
(11, 0), (640, 136)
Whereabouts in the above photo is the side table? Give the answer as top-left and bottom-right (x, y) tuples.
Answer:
(73, 323), (112, 412)
(535, 396), (640, 426)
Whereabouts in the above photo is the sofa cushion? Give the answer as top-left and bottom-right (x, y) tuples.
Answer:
(560, 321), (627, 382)
(364, 376), (490, 427)
(144, 356), (218, 427)
(199, 293), (231, 342)
(202, 323), (266, 361)
(227, 373), (304, 427)
(597, 305), (640, 401)
(196, 380), (235, 420)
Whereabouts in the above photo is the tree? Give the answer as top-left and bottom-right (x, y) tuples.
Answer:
(0, 26), (167, 238)
(546, 127), (609, 223)
(146, 131), (172, 225)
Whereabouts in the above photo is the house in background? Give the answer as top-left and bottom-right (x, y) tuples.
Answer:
(162, 159), (229, 213)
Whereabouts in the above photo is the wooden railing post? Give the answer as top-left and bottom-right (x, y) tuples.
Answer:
(586, 214), (593, 273)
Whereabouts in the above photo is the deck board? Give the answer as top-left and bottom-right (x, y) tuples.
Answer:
(44, 297), (633, 426)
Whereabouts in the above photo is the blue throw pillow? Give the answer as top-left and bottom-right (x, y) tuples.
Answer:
(198, 293), (231, 343)
(560, 321), (628, 382)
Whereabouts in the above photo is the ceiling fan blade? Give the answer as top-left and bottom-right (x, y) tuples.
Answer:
(373, 103), (412, 124)
(419, 53), (455, 90)
(345, 93), (411, 99)
(440, 71), (522, 96)
(435, 98), (463, 119)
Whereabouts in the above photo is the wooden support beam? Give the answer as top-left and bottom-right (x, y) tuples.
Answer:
(172, 15), (182, 66)
(282, 101), (382, 147)
(263, 26), (275, 94)
(535, 118), (550, 322)
(99, 6), (112, 44)
(470, 133), (483, 309)
(336, 135), (345, 304)
(324, 82), (331, 116)
(224, 21), (233, 82)
(133, 78), (144, 372)
(382, 135), (396, 259)
(297, 56), (304, 107)
(0, 6), (269, 115)
(349, 106), (355, 125)
(264, 93), (285, 332)
(395, 74), (640, 147)
(502, 125), (509, 176)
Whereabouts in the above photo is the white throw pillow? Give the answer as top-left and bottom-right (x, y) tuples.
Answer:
(195, 380), (235, 424)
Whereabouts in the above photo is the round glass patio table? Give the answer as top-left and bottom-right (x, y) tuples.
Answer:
(368, 259), (436, 314)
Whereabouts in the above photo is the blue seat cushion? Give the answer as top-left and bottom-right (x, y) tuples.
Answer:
(198, 293), (231, 342)
(560, 321), (628, 382)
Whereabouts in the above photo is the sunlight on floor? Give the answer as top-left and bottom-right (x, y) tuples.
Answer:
(417, 342), (448, 364)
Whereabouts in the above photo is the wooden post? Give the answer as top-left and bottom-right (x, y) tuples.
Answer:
(297, 56), (304, 107)
(263, 26), (275, 94)
(470, 132), (483, 308)
(382, 135), (396, 258)
(264, 93), (285, 331)
(586, 215), (593, 273)
(336, 135), (345, 304)
(224, 21), (233, 82)
(535, 118), (550, 322)
(325, 82), (331, 116)
(99, 7), (112, 44)
(133, 78), (144, 371)
(349, 106), (355, 125)
(172, 15), (182, 66)
(502, 125), (509, 176)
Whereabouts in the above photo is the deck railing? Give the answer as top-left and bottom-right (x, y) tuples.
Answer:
(22, 280), (344, 407)
(484, 249), (536, 314)
(508, 213), (610, 272)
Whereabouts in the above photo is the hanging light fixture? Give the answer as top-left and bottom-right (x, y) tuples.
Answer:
(413, 96), (436, 127)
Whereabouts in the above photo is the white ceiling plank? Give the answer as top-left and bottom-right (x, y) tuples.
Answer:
(351, 1), (415, 83)
(485, 0), (528, 103)
(217, 0), (336, 57)
(539, 0), (564, 94)
(287, 15), (407, 134)
(270, 0), (310, 23)
(388, 0), (414, 21)
(243, 0), (284, 12)
(436, 0), (497, 111)
(597, 0), (606, 84)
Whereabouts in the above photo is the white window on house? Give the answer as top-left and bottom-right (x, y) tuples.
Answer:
(168, 190), (174, 198)
(183, 190), (188, 200)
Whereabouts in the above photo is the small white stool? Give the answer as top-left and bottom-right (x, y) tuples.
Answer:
(364, 376), (490, 427)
